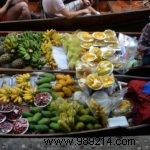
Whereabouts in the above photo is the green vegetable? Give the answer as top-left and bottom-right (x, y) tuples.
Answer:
(37, 88), (51, 93)
(39, 73), (55, 81)
(32, 112), (42, 123)
(36, 77), (52, 85)
(79, 115), (98, 124)
(27, 117), (34, 123)
(41, 111), (52, 117)
(30, 107), (41, 114)
(22, 111), (33, 118)
(38, 118), (50, 125)
(38, 83), (52, 89)
(35, 125), (49, 132)
(50, 117), (59, 122)
(49, 122), (60, 131)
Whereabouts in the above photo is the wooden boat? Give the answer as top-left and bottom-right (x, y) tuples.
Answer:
(0, 72), (149, 137)
(0, 30), (149, 77)
(0, 0), (149, 31)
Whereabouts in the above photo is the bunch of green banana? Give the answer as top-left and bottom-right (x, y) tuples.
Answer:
(30, 51), (45, 69)
(16, 32), (44, 68)
(2, 33), (18, 53)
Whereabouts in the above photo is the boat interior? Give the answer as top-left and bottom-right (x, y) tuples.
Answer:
(27, 0), (150, 19)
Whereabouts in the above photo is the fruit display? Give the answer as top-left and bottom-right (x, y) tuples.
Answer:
(0, 121), (13, 134)
(81, 53), (97, 63)
(13, 118), (29, 134)
(97, 61), (113, 76)
(34, 92), (52, 107)
(86, 74), (103, 90)
(0, 29), (138, 135)
(0, 29), (123, 71)
(22, 98), (103, 133)
(2, 32), (45, 69)
(53, 74), (78, 98)
(77, 32), (94, 42)
(92, 32), (106, 40)
(0, 71), (135, 135)
(41, 30), (61, 69)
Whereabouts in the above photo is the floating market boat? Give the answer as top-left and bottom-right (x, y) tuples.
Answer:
(0, 30), (149, 137)
(0, 70), (149, 137)
(0, 30), (149, 77)
(0, 0), (149, 31)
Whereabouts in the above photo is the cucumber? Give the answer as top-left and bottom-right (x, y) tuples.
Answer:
(32, 112), (42, 123)
(79, 115), (98, 124)
(38, 118), (50, 125)
(37, 88), (51, 93)
(49, 122), (60, 131)
(38, 83), (52, 89)
(30, 107), (41, 114)
(50, 117), (59, 122)
(36, 77), (52, 85)
(35, 125), (49, 132)
(22, 111), (33, 118)
(41, 111), (52, 117)
(39, 73), (55, 81)
(27, 117), (34, 123)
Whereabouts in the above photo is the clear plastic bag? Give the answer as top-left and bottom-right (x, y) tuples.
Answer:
(90, 91), (112, 115)
(76, 61), (92, 79)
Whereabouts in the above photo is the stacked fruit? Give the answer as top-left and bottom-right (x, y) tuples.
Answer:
(16, 32), (45, 68)
(53, 74), (78, 98)
(0, 73), (36, 104)
(1, 32), (45, 69)
(41, 30), (61, 70)
(36, 73), (55, 93)
(23, 98), (104, 133)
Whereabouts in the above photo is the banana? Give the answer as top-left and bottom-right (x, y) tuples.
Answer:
(23, 87), (36, 103)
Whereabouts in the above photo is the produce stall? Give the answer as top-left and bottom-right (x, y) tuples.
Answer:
(0, 29), (150, 137)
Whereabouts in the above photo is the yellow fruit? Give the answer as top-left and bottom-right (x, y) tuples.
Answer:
(62, 87), (72, 97)
(53, 84), (62, 92)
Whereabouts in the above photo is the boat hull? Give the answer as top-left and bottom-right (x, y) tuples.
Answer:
(0, 9), (149, 31)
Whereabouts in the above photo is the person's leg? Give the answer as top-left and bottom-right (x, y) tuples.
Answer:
(6, 2), (31, 21)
